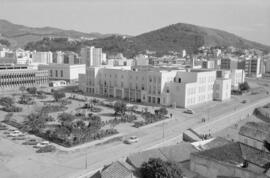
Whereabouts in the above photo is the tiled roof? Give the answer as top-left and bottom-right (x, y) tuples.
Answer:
(202, 137), (232, 150)
(127, 142), (197, 168)
(239, 122), (270, 142)
(100, 161), (132, 178)
(193, 142), (244, 165)
(193, 142), (270, 173)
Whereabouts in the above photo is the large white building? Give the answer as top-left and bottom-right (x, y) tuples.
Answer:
(80, 46), (106, 67)
(38, 64), (85, 83)
(79, 66), (231, 108)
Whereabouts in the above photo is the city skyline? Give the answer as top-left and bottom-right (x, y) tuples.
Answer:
(0, 0), (270, 45)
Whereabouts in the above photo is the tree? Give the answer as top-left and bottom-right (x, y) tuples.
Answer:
(27, 87), (37, 95)
(239, 81), (250, 91)
(113, 101), (127, 115)
(156, 107), (168, 116)
(0, 97), (14, 107)
(140, 158), (183, 178)
(58, 112), (76, 123)
(19, 86), (26, 94)
(53, 91), (66, 102)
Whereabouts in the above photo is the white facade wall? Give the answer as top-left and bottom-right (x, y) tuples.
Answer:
(79, 68), (231, 108)
(213, 79), (231, 101)
(38, 64), (85, 82)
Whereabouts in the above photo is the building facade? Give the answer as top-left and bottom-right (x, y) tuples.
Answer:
(79, 67), (231, 108)
(80, 46), (105, 67)
(0, 67), (48, 90)
(32, 51), (53, 64)
(38, 64), (85, 83)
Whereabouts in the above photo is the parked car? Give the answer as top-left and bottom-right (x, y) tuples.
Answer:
(9, 132), (24, 137)
(124, 136), (139, 144)
(23, 139), (38, 145)
(35, 141), (50, 148)
(36, 145), (56, 153)
(241, 100), (248, 104)
(184, 109), (194, 114)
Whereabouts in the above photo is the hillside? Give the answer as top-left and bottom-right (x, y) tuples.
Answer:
(0, 19), (108, 47)
(23, 22), (270, 57)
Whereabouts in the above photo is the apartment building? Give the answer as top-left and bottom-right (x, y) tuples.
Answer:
(32, 51), (53, 64)
(80, 46), (106, 67)
(245, 57), (262, 78)
(202, 60), (215, 69)
(214, 71), (231, 101)
(0, 65), (48, 90)
(80, 66), (231, 108)
(38, 63), (85, 83)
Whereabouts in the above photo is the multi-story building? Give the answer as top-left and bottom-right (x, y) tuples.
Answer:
(202, 60), (215, 69)
(63, 51), (80, 65)
(32, 51), (53, 64)
(79, 66), (231, 108)
(230, 69), (245, 90)
(244, 57), (262, 78)
(0, 64), (48, 90)
(52, 51), (64, 64)
(213, 71), (231, 101)
(80, 46), (105, 67)
(38, 63), (85, 83)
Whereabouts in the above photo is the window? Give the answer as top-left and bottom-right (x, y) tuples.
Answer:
(55, 70), (58, 77)
(50, 70), (53, 77)
(60, 70), (63, 77)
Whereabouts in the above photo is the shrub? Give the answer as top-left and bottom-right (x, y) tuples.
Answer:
(0, 97), (14, 107)
(2, 105), (22, 112)
(36, 145), (56, 153)
(133, 121), (145, 128)
(53, 91), (66, 101)
(27, 87), (37, 95)
(114, 101), (127, 115)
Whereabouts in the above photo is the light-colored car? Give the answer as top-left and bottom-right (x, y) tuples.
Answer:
(124, 136), (139, 144)
(35, 141), (50, 148)
(184, 109), (194, 114)
(9, 132), (23, 137)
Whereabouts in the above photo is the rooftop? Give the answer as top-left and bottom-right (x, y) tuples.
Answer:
(99, 161), (133, 178)
(239, 122), (270, 142)
(192, 142), (270, 174)
(127, 142), (197, 168)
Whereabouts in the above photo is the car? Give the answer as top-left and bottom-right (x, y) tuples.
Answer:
(35, 141), (50, 148)
(184, 109), (194, 114)
(9, 132), (24, 137)
(241, 100), (248, 104)
(23, 139), (38, 145)
(124, 136), (139, 144)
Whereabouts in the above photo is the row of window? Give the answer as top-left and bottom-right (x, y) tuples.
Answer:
(50, 70), (64, 78)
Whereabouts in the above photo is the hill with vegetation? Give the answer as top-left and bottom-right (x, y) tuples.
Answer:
(23, 22), (270, 57)
(0, 19), (109, 47)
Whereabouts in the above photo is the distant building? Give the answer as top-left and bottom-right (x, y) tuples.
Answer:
(202, 60), (215, 69)
(214, 71), (231, 101)
(80, 46), (105, 67)
(38, 64), (85, 83)
(134, 54), (149, 66)
(244, 57), (262, 78)
(32, 51), (53, 64)
(52, 51), (64, 64)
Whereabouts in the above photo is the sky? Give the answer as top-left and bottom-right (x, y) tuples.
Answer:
(0, 0), (270, 45)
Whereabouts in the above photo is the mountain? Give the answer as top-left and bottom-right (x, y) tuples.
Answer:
(0, 19), (109, 47)
(87, 23), (270, 56)
(22, 22), (270, 56)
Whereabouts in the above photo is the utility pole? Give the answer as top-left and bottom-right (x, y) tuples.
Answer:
(85, 149), (88, 169)
(162, 121), (165, 142)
